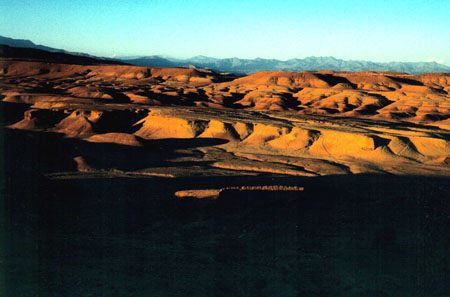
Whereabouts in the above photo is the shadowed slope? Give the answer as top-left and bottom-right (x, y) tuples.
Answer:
(0, 44), (128, 65)
(1, 59), (449, 123)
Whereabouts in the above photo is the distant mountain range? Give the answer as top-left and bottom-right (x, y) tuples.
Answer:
(122, 55), (450, 75)
(0, 35), (125, 64)
(0, 44), (129, 66)
(0, 35), (64, 53)
(1, 35), (449, 74)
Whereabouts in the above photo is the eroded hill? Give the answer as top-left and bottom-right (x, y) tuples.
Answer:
(1, 59), (450, 182)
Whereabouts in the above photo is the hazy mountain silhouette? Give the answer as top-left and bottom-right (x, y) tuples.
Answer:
(0, 35), (63, 52)
(0, 45), (128, 65)
(1, 35), (449, 74)
(123, 55), (450, 74)
(125, 56), (176, 67)
(0, 35), (124, 64)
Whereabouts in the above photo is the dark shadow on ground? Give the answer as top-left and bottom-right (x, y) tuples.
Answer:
(2, 123), (450, 297)
(0, 101), (32, 125)
(316, 73), (357, 88)
(386, 76), (424, 86)
(1, 127), (228, 173)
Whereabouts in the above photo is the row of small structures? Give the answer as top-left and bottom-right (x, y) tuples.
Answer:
(220, 185), (304, 192)
(175, 186), (304, 199)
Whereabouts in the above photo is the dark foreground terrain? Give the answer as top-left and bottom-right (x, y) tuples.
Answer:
(1, 56), (450, 296)
(1, 107), (450, 297)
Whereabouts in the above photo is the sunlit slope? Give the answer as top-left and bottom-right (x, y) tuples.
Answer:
(2, 60), (449, 177)
(2, 60), (449, 124)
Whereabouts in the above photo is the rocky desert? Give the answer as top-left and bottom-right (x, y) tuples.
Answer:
(2, 53), (450, 179)
(2, 45), (450, 296)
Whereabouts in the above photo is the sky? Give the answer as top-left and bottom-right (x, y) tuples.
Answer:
(0, 0), (449, 64)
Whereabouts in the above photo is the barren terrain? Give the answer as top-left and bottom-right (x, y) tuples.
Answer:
(1, 59), (449, 185)
(2, 57), (450, 296)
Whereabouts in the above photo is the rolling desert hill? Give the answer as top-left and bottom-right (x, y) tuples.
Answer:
(1, 56), (449, 180)
(2, 44), (450, 297)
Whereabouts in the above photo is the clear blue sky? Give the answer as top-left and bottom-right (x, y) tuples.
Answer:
(1, 0), (449, 64)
